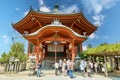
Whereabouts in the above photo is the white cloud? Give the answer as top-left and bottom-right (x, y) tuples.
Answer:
(24, 10), (29, 16)
(15, 8), (20, 11)
(38, 1), (79, 13)
(93, 14), (105, 27)
(89, 33), (99, 39)
(39, 6), (50, 12)
(3, 35), (9, 44)
(23, 0), (51, 16)
(81, 0), (118, 27)
(61, 5), (79, 13)
(82, 45), (87, 51)
(38, 0), (51, 12)
(82, 0), (118, 14)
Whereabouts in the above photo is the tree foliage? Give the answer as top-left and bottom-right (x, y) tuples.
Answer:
(83, 43), (120, 56)
(0, 42), (28, 63)
(0, 52), (10, 63)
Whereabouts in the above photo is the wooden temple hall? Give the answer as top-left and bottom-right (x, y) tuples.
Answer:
(12, 5), (97, 65)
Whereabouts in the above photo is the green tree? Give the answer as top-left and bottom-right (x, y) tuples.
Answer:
(0, 52), (7, 63)
(100, 42), (108, 46)
(9, 42), (28, 62)
(87, 44), (92, 49)
(0, 42), (28, 63)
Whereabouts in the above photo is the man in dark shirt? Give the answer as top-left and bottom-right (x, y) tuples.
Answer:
(36, 61), (42, 77)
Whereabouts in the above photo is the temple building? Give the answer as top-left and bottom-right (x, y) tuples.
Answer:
(12, 5), (97, 66)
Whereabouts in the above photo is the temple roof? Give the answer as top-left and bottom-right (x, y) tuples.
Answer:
(12, 6), (97, 45)
(12, 9), (97, 35)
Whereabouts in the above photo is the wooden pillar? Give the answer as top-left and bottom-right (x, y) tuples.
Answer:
(36, 47), (39, 65)
(39, 48), (43, 63)
(117, 56), (120, 70)
(27, 42), (30, 55)
(94, 56), (97, 62)
(36, 39), (40, 65)
(64, 46), (66, 57)
(80, 43), (83, 53)
(45, 45), (47, 57)
(68, 44), (71, 59)
(104, 55), (108, 77)
(71, 39), (75, 61)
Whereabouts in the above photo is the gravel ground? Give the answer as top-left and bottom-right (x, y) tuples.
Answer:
(0, 70), (120, 80)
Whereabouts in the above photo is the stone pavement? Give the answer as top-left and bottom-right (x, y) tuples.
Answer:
(0, 70), (120, 80)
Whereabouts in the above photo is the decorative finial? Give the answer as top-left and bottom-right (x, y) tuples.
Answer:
(51, 19), (61, 25)
(30, 5), (34, 11)
(53, 4), (59, 13)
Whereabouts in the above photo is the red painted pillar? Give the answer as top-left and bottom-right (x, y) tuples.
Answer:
(36, 39), (40, 65)
(71, 39), (75, 61)
(27, 42), (30, 55)
(39, 48), (43, 63)
(36, 46), (39, 65)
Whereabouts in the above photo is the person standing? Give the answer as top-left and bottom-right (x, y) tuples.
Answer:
(80, 60), (85, 75)
(58, 59), (63, 73)
(66, 59), (70, 75)
(62, 59), (67, 76)
(74, 60), (79, 72)
(86, 61), (92, 77)
(36, 61), (42, 77)
(89, 61), (93, 74)
(54, 62), (59, 75)
(68, 59), (74, 78)
(94, 62), (98, 74)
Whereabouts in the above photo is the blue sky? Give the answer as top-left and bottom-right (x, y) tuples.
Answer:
(0, 0), (120, 56)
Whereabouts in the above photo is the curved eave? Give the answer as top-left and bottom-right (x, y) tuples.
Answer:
(12, 10), (32, 28)
(80, 13), (97, 35)
(24, 24), (87, 39)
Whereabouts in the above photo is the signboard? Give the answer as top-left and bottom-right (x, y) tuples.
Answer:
(15, 58), (19, 62)
(9, 56), (15, 62)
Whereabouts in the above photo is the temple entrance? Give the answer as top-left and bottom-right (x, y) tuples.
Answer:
(40, 41), (69, 69)
(46, 44), (66, 57)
